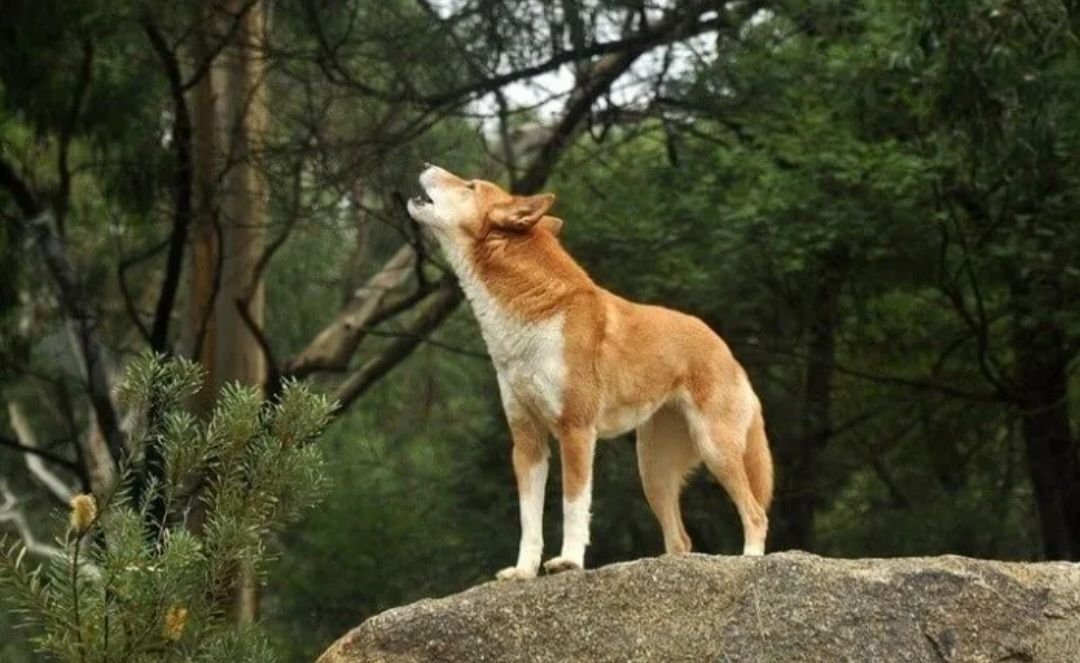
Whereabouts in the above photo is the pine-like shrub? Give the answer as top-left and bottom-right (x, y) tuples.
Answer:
(0, 354), (334, 662)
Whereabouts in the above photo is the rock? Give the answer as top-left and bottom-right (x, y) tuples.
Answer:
(317, 551), (1080, 663)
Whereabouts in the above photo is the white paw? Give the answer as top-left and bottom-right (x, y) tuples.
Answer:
(542, 556), (583, 574)
(496, 566), (536, 581)
(743, 544), (765, 556)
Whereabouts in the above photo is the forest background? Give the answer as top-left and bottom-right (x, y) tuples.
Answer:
(1, 0), (1078, 660)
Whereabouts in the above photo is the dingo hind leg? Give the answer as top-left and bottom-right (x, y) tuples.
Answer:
(682, 401), (769, 556)
(636, 406), (700, 554)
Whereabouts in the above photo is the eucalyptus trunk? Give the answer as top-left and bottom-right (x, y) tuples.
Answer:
(181, 0), (271, 621)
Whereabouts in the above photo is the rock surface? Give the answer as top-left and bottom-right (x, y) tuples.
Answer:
(317, 551), (1080, 663)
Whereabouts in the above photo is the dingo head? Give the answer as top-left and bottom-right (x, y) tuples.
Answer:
(407, 164), (561, 239)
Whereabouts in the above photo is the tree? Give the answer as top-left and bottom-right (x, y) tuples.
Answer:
(905, 0), (1080, 558)
(1, 0), (753, 625)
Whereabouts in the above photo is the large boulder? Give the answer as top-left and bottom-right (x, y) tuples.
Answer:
(318, 551), (1080, 662)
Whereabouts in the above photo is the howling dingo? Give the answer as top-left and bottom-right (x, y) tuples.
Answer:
(407, 165), (774, 579)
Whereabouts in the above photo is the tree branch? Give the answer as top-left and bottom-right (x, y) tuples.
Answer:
(937, 197), (1016, 399)
(0, 435), (80, 474)
(515, 2), (745, 192)
(241, 161), (304, 306)
(116, 236), (172, 345)
(285, 244), (418, 378)
(515, 43), (639, 193)
(746, 343), (1000, 403)
(144, 18), (195, 354)
(7, 402), (75, 506)
(55, 38), (95, 236)
(0, 479), (66, 564)
(236, 297), (282, 398)
(0, 156), (124, 471)
(436, 6), (725, 109)
(334, 280), (463, 409)
(314, 1), (731, 111)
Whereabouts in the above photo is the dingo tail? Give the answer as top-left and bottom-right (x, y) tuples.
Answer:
(744, 409), (774, 511)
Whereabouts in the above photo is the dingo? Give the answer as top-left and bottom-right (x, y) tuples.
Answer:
(407, 165), (773, 579)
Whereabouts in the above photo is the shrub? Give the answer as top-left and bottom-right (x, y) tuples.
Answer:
(0, 354), (334, 662)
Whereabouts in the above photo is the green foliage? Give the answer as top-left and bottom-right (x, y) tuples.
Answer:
(0, 355), (334, 662)
(4, 0), (1080, 659)
(545, 0), (1078, 558)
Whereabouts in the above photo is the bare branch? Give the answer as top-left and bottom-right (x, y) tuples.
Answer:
(79, 412), (118, 496)
(116, 236), (171, 345)
(429, 9), (724, 107)
(7, 403), (75, 506)
(0, 156), (124, 471)
(236, 297), (281, 397)
(144, 18), (196, 354)
(334, 280), (463, 409)
(362, 327), (488, 360)
(937, 196), (1016, 399)
(285, 245), (418, 378)
(55, 38), (95, 236)
(0, 435), (79, 473)
(0, 479), (65, 564)
(515, 46), (638, 193)
(513, 2), (746, 193)
(314, 1), (732, 110)
(241, 162), (304, 305)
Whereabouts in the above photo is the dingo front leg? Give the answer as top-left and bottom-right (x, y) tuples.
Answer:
(544, 427), (595, 574)
(496, 414), (550, 581)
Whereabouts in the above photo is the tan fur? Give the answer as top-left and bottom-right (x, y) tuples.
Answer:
(408, 166), (775, 572)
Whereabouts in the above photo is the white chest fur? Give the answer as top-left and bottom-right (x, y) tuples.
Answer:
(438, 235), (567, 422)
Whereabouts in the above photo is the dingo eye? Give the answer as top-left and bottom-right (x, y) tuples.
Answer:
(466, 182), (476, 190)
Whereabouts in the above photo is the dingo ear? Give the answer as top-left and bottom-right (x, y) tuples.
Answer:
(538, 215), (563, 237)
(489, 193), (556, 232)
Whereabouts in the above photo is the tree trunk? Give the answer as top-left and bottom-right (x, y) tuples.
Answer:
(773, 252), (845, 551)
(181, 2), (223, 414)
(217, 0), (270, 623)
(181, 0), (270, 621)
(214, 0), (268, 404)
(1010, 271), (1080, 560)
